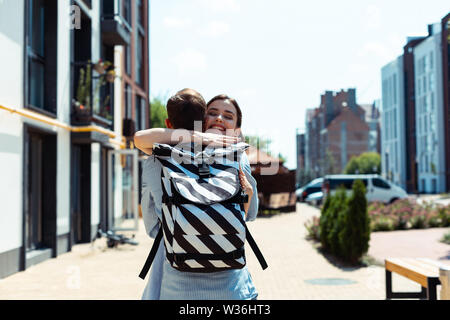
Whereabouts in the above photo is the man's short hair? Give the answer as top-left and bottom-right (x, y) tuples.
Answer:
(166, 89), (206, 130)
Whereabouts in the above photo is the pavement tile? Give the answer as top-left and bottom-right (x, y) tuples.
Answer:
(0, 203), (446, 300)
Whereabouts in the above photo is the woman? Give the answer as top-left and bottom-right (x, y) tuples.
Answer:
(137, 94), (259, 300)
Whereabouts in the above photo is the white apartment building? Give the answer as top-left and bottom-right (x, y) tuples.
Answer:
(381, 55), (407, 190)
(0, 0), (148, 279)
(414, 23), (446, 193)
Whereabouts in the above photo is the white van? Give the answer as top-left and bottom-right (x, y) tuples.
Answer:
(322, 174), (408, 204)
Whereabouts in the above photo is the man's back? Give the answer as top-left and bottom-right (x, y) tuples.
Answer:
(140, 150), (259, 300)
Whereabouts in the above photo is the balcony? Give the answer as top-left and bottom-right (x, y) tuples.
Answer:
(101, 0), (132, 46)
(71, 60), (115, 130)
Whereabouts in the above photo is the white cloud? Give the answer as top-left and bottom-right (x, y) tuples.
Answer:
(163, 16), (192, 29)
(197, 0), (240, 13)
(170, 49), (207, 77)
(198, 21), (230, 37)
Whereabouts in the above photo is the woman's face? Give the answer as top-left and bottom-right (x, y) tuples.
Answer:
(204, 99), (240, 136)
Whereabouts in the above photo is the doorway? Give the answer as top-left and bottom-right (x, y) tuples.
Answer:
(23, 126), (57, 267)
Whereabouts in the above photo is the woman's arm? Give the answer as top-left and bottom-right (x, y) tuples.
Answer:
(134, 128), (240, 155)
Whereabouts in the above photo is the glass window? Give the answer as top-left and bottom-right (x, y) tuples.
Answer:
(429, 52), (434, 70)
(372, 178), (391, 189)
(125, 84), (132, 118)
(122, 0), (131, 24)
(125, 45), (131, 75)
(330, 178), (367, 189)
(29, 60), (45, 109)
(393, 74), (397, 105)
(137, 0), (144, 27)
(30, 0), (45, 57)
(136, 34), (144, 85)
(28, 0), (48, 111)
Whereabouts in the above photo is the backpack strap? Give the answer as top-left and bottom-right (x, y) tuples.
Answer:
(245, 225), (268, 270)
(138, 227), (163, 280)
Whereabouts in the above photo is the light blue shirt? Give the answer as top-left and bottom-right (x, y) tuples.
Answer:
(140, 151), (259, 300)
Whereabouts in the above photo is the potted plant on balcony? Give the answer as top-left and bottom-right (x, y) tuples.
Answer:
(73, 59), (119, 123)
(72, 62), (92, 124)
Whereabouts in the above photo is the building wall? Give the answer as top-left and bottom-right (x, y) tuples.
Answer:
(326, 107), (369, 172)
(0, 0), (25, 260)
(381, 55), (407, 190)
(0, 0), (149, 278)
(414, 28), (446, 193)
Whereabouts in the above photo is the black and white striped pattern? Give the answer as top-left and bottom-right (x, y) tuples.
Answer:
(154, 142), (249, 272)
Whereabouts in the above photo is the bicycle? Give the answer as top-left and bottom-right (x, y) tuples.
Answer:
(94, 229), (139, 248)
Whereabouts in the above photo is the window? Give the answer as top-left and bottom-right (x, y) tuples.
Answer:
(393, 74), (397, 105)
(330, 178), (368, 190)
(135, 95), (146, 131)
(125, 45), (131, 75)
(372, 178), (391, 189)
(429, 74), (435, 91)
(136, 34), (145, 85)
(429, 52), (434, 70)
(125, 84), (132, 118)
(28, 0), (46, 110)
(137, 0), (144, 28)
(122, 0), (132, 25)
(27, 0), (57, 114)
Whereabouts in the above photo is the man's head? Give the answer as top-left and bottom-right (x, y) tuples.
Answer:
(165, 88), (206, 130)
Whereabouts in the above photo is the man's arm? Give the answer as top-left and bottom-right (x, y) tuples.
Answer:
(134, 128), (240, 155)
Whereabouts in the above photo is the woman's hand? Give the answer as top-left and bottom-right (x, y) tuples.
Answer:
(239, 166), (253, 218)
(192, 131), (239, 148)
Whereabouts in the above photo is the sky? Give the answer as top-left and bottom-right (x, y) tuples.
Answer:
(149, 0), (450, 169)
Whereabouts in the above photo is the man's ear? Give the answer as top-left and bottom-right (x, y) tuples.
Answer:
(165, 118), (173, 129)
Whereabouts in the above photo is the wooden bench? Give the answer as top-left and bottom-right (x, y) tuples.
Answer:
(385, 258), (445, 300)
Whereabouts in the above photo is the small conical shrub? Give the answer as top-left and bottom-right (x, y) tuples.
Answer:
(338, 179), (371, 264)
(327, 187), (347, 256)
(319, 194), (333, 249)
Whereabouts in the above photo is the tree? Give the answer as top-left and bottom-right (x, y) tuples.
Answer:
(338, 179), (371, 264)
(150, 96), (168, 128)
(244, 135), (272, 152)
(344, 152), (381, 174)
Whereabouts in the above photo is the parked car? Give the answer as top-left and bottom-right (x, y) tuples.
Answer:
(296, 178), (323, 202)
(322, 174), (408, 204)
(305, 191), (323, 206)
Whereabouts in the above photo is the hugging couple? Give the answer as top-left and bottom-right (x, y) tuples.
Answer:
(134, 88), (264, 300)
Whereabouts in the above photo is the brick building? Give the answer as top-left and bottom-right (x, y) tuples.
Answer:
(304, 89), (376, 176)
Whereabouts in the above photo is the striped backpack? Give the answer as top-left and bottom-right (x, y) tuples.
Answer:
(139, 142), (267, 278)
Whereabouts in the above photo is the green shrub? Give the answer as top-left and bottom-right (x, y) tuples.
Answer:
(371, 215), (395, 231)
(438, 205), (450, 227)
(338, 180), (371, 264)
(304, 216), (320, 241)
(319, 194), (333, 249)
(327, 188), (347, 256)
(441, 231), (450, 245)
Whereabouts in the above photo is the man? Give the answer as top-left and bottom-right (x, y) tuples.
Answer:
(134, 88), (259, 300)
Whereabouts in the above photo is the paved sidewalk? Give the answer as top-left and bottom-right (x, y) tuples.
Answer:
(0, 203), (443, 300)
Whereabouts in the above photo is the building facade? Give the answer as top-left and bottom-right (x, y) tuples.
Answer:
(381, 56), (407, 190)
(0, 0), (149, 279)
(441, 13), (450, 193)
(304, 89), (372, 177)
(380, 13), (450, 194)
(414, 23), (446, 193)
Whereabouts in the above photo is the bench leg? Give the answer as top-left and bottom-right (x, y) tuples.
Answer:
(427, 279), (439, 300)
(385, 269), (428, 300)
(386, 270), (392, 300)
